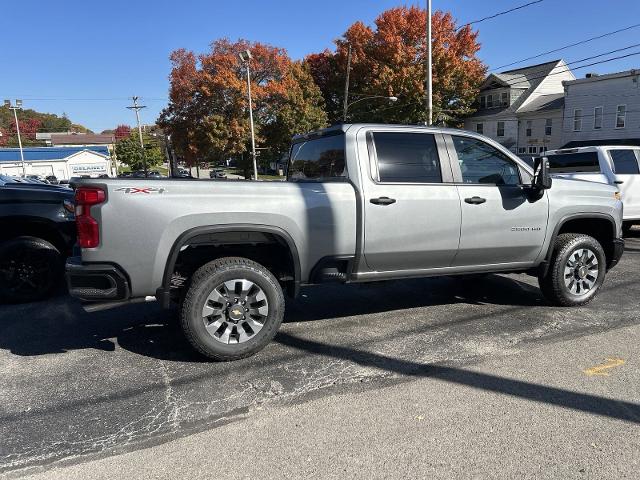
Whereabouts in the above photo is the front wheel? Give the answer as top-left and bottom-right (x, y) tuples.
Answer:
(180, 257), (285, 361)
(538, 233), (606, 307)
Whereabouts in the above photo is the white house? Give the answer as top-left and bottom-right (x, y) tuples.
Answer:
(464, 59), (575, 155)
(561, 69), (640, 147)
(0, 146), (112, 180)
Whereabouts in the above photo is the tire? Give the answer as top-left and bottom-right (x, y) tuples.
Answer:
(538, 233), (606, 307)
(180, 257), (285, 361)
(0, 236), (63, 303)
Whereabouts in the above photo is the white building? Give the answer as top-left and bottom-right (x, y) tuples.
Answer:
(561, 69), (640, 147)
(464, 59), (575, 155)
(0, 146), (112, 180)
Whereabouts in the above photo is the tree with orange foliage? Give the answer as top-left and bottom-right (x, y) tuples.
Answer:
(159, 40), (327, 174)
(305, 6), (486, 125)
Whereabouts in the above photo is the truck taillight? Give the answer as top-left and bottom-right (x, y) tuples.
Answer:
(75, 187), (105, 248)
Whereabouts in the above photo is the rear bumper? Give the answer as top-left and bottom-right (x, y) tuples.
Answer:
(65, 256), (130, 301)
(609, 238), (625, 270)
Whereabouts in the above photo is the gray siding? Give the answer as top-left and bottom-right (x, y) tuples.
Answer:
(562, 73), (640, 145)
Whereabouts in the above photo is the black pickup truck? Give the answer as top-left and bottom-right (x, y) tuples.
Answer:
(0, 175), (76, 303)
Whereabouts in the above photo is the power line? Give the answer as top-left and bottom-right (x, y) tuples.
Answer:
(495, 50), (640, 89)
(492, 22), (640, 70)
(456, 0), (544, 31)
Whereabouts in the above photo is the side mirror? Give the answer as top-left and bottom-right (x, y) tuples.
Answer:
(533, 156), (552, 190)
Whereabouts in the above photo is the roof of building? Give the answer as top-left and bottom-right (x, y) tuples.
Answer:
(470, 59), (565, 118)
(563, 68), (639, 86)
(517, 93), (564, 113)
(0, 146), (110, 162)
(50, 133), (114, 145)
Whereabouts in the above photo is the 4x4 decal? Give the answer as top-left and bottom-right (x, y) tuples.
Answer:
(115, 187), (166, 194)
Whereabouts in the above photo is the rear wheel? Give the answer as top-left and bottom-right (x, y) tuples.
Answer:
(0, 236), (63, 303)
(538, 233), (606, 307)
(180, 257), (285, 361)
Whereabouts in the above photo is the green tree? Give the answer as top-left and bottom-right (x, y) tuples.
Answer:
(115, 133), (164, 171)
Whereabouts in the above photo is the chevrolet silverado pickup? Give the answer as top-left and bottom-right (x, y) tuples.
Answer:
(66, 124), (625, 360)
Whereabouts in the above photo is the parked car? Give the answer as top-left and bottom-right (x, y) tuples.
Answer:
(45, 175), (59, 185)
(175, 168), (193, 178)
(544, 146), (640, 234)
(66, 124), (624, 361)
(147, 171), (163, 179)
(118, 172), (133, 178)
(132, 171), (146, 178)
(0, 175), (76, 303)
(209, 168), (227, 179)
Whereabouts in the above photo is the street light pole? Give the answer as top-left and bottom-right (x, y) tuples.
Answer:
(426, 0), (433, 126)
(342, 43), (352, 122)
(127, 96), (147, 176)
(239, 50), (258, 181)
(4, 99), (26, 177)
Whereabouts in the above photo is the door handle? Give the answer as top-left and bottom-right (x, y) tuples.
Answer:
(464, 196), (486, 205)
(614, 180), (624, 185)
(370, 196), (396, 205)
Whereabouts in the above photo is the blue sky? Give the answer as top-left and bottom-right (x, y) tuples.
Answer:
(1, 0), (639, 132)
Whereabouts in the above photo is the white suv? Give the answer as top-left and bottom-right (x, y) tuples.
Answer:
(545, 146), (640, 234)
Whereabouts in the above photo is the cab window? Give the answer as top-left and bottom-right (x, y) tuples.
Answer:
(451, 136), (520, 185)
(610, 150), (640, 175)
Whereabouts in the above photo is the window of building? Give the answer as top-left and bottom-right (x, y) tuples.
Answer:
(501, 92), (508, 106)
(288, 133), (346, 181)
(573, 109), (582, 132)
(371, 132), (442, 183)
(526, 120), (532, 137)
(518, 147), (526, 154)
(547, 152), (600, 173)
(528, 146), (537, 154)
(545, 118), (552, 136)
(476, 123), (483, 134)
(610, 150), (640, 175)
(616, 105), (626, 128)
(486, 94), (493, 108)
(480, 96), (486, 109)
(451, 136), (520, 185)
(497, 121), (505, 137)
(594, 106), (603, 129)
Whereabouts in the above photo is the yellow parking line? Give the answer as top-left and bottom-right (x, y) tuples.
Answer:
(583, 358), (625, 376)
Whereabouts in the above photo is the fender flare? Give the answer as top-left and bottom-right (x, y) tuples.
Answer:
(540, 212), (617, 276)
(156, 224), (301, 307)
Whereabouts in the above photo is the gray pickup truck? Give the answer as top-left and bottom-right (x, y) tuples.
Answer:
(66, 124), (624, 360)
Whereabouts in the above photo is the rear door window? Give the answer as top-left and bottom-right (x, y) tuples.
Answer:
(547, 152), (600, 173)
(610, 150), (640, 175)
(371, 132), (442, 183)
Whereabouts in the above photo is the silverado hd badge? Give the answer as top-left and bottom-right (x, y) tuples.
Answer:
(115, 187), (166, 194)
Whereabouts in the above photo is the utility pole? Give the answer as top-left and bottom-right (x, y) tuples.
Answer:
(342, 43), (352, 122)
(239, 50), (258, 180)
(426, 0), (433, 126)
(127, 96), (147, 177)
(4, 99), (26, 177)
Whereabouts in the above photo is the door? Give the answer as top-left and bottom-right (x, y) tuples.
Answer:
(363, 130), (461, 271)
(446, 134), (549, 267)
(609, 149), (640, 220)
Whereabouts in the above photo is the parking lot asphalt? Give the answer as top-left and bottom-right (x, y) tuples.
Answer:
(1, 231), (639, 478)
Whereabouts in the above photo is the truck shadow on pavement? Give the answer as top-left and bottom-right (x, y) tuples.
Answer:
(274, 331), (640, 424)
(0, 273), (544, 361)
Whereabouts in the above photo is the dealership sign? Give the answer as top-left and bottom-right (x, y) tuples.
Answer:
(71, 163), (107, 174)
